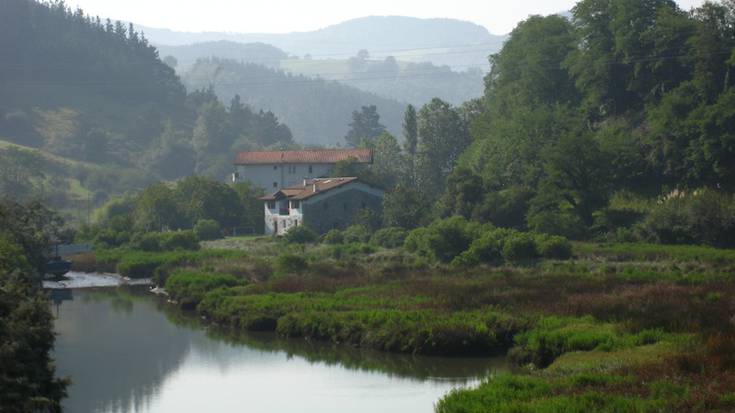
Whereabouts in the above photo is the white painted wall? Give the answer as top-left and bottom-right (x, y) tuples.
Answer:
(235, 164), (335, 191)
(264, 199), (304, 236)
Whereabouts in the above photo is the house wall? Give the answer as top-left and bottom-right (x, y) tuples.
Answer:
(301, 183), (384, 234)
(264, 199), (304, 236)
(235, 164), (334, 190)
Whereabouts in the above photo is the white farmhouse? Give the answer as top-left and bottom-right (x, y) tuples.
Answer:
(232, 149), (373, 191)
(260, 177), (384, 235)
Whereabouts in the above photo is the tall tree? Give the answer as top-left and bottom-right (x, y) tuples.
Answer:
(344, 105), (386, 147)
(403, 104), (418, 156)
(415, 98), (471, 196)
(371, 133), (406, 189)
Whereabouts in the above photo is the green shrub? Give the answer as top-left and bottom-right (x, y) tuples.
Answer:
(536, 234), (573, 260)
(159, 231), (200, 251)
(342, 225), (370, 244)
(283, 226), (318, 244)
(275, 254), (308, 274)
(527, 209), (586, 240)
(128, 231), (199, 252)
(129, 232), (163, 251)
(452, 229), (513, 266)
(116, 255), (167, 279)
(592, 208), (644, 236)
(165, 272), (242, 307)
(501, 233), (539, 263)
(194, 219), (221, 241)
(370, 227), (408, 248)
(327, 242), (377, 259)
(93, 229), (131, 249)
(321, 229), (344, 244)
(639, 189), (735, 247)
(404, 217), (479, 263)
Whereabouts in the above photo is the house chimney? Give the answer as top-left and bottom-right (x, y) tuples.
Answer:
(312, 183), (318, 193)
(303, 178), (308, 186)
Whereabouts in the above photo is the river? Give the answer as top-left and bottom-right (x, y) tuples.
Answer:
(51, 286), (506, 413)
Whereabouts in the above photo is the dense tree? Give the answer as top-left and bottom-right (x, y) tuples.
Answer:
(534, 132), (611, 227)
(183, 58), (403, 146)
(402, 104), (418, 184)
(133, 183), (183, 231)
(370, 133), (406, 189)
(0, 147), (46, 201)
(345, 105), (387, 147)
(0, 201), (69, 411)
(174, 176), (243, 229)
(144, 121), (196, 180)
(232, 181), (265, 233)
(383, 185), (429, 229)
(415, 98), (471, 196)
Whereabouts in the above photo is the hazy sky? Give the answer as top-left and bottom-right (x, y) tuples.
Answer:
(68, 0), (710, 35)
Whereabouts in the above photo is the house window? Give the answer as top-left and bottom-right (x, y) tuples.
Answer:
(273, 165), (278, 170)
(308, 165), (313, 174)
(291, 201), (300, 209)
(267, 201), (276, 209)
(273, 182), (278, 188)
(343, 203), (347, 211)
(295, 220), (299, 227)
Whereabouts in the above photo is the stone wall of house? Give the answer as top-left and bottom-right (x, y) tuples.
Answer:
(302, 188), (383, 234)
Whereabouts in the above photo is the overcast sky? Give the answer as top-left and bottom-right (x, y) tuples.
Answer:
(68, 0), (710, 35)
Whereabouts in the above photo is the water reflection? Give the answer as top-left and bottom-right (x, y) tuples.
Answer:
(53, 288), (505, 413)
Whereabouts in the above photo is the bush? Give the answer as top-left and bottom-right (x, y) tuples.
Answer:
(370, 227), (408, 248)
(194, 219), (221, 241)
(527, 210), (586, 240)
(452, 229), (516, 266)
(404, 217), (480, 263)
(128, 230), (199, 252)
(342, 225), (370, 244)
(474, 187), (533, 230)
(501, 233), (539, 263)
(321, 229), (344, 244)
(592, 208), (644, 236)
(536, 234), (573, 260)
(165, 272), (242, 307)
(283, 226), (318, 244)
(116, 255), (167, 279)
(275, 254), (308, 275)
(639, 190), (735, 247)
(159, 231), (200, 251)
(129, 232), (163, 251)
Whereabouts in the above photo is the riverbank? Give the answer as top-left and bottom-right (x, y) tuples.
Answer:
(53, 287), (502, 413)
(77, 238), (735, 411)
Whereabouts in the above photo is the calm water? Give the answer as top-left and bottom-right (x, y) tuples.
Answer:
(52, 288), (506, 413)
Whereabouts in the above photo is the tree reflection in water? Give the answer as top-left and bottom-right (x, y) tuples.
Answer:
(53, 287), (507, 413)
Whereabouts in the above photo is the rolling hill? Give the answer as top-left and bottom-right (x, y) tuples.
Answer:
(140, 16), (507, 72)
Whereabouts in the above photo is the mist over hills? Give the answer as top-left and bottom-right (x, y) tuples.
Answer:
(183, 58), (405, 146)
(157, 41), (288, 71)
(140, 16), (507, 72)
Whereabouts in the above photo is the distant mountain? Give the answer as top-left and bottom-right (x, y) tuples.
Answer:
(140, 16), (507, 72)
(157, 41), (288, 72)
(183, 58), (406, 146)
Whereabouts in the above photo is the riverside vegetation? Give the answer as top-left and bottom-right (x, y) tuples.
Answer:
(73, 218), (735, 412)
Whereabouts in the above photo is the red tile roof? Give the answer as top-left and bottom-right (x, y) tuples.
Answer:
(235, 149), (373, 165)
(260, 177), (363, 201)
